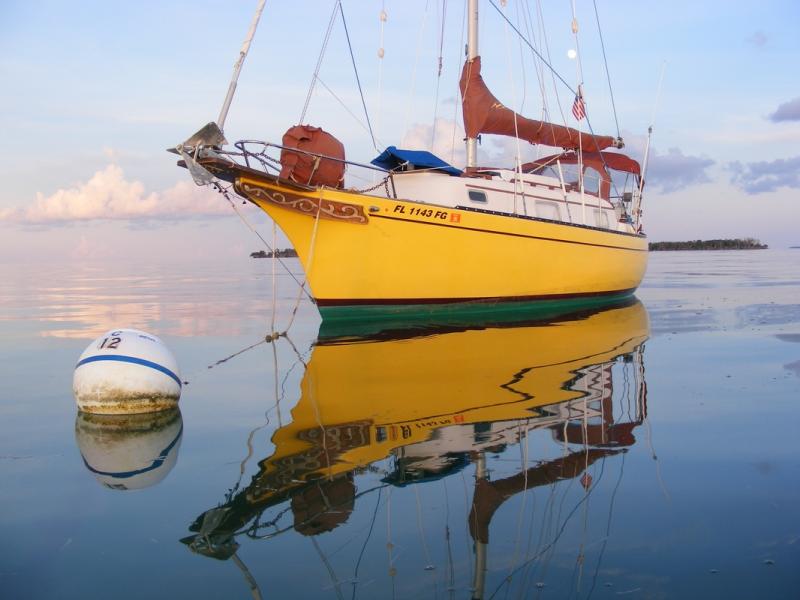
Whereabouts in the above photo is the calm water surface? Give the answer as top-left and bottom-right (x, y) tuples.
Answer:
(1, 250), (798, 599)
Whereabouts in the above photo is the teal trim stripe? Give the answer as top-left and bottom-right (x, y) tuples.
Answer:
(75, 355), (182, 387)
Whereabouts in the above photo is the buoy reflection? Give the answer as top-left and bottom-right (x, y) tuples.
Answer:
(75, 408), (183, 490)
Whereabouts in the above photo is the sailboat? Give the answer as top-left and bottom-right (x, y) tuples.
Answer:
(173, 0), (648, 321)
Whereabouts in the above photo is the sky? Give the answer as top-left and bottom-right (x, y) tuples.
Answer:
(1, 0), (799, 267)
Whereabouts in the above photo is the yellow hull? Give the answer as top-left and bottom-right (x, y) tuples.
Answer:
(235, 175), (648, 309)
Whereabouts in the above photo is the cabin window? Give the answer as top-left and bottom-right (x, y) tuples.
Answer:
(584, 168), (601, 194)
(468, 189), (487, 203)
(537, 201), (561, 221)
(593, 209), (610, 228)
(554, 164), (578, 190)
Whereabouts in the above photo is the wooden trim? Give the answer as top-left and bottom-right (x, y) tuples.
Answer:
(236, 180), (368, 224)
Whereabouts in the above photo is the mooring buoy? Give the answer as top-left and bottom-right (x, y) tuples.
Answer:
(73, 328), (181, 414)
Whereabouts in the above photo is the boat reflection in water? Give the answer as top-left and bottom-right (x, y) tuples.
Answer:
(183, 300), (649, 597)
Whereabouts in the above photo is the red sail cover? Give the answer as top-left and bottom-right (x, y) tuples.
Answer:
(459, 57), (619, 152)
(279, 125), (345, 188)
(522, 151), (641, 176)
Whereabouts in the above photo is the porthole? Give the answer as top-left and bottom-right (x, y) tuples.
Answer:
(468, 190), (487, 203)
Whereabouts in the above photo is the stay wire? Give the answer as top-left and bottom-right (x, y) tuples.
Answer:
(300, 1), (339, 123)
(338, 1), (378, 151)
(592, 0), (620, 138)
(488, 0), (574, 96)
(430, 0), (448, 148)
(351, 487), (383, 600)
(213, 181), (312, 301)
(488, 0), (614, 186)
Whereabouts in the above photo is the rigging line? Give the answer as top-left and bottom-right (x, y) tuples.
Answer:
(280, 332), (310, 373)
(513, 0), (528, 114)
(520, 0), (547, 124)
(376, 3), (387, 149)
(206, 337), (268, 371)
(282, 194), (322, 333)
(502, 4), (524, 215)
(539, 476), (575, 583)
(316, 76), (379, 142)
(430, 0), (448, 149)
(592, 0), (620, 138)
(517, 427), (538, 599)
(236, 416), (270, 492)
(312, 536), (346, 600)
(300, 1), (339, 123)
(385, 486), (397, 600)
(570, 0), (587, 225)
(534, 0), (568, 133)
(586, 452), (625, 600)
(510, 0), (582, 152)
(214, 182), (312, 300)
(506, 424), (531, 593)
(442, 479), (456, 597)
(271, 329), (282, 427)
(489, 456), (611, 600)
(449, 0), (467, 165)
(338, 1), (378, 151)
(488, 1), (574, 97)
(270, 221), (277, 333)
(234, 338), (307, 489)
(351, 487), (383, 600)
(519, 481), (540, 598)
(245, 483), (391, 540)
(413, 484), (435, 568)
(402, 0), (432, 142)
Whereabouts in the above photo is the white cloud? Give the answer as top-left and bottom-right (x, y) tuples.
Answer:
(400, 118), (552, 168)
(401, 118), (466, 166)
(1, 165), (231, 224)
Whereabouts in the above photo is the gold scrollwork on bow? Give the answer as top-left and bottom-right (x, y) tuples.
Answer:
(237, 181), (368, 224)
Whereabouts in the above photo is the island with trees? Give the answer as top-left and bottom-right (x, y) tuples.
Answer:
(250, 248), (299, 258)
(649, 238), (768, 251)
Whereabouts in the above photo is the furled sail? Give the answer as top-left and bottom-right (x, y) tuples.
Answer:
(459, 57), (621, 153)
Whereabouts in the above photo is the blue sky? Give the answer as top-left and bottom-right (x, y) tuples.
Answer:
(1, 0), (798, 265)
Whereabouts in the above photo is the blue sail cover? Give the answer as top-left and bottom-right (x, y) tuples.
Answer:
(371, 146), (462, 176)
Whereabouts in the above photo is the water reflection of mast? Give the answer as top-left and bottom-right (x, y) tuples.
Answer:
(467, 344), (648, 599)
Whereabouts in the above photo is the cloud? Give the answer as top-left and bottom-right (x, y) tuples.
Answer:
(644, 147), (715, 193)
(768, 97), (800, 122)
(747, 30), (768, 47)
(728, 156), (800, 194)
(1, 165), (231, 224)
(402, 118), (467, 166)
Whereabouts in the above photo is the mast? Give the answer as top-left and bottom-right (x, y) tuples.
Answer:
(218, 0), (268, 134)
(465, 0), (479, 168)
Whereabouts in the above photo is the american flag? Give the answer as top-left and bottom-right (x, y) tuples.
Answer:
(572, 91), (586, 121)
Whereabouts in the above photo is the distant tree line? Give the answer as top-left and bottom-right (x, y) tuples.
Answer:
(250, 248), (299, 258)
(649, 238), (767, 251)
